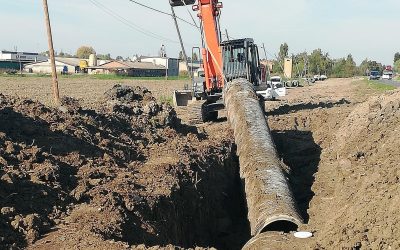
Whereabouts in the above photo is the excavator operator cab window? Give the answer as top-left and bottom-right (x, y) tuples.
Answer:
(223, 45), (247, 81)
(237, 52), (245, 62)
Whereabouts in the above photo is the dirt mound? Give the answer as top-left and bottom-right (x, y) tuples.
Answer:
(249, 90), (400, 249)
(309, 90), (400, 249)
(0, 85), (240, 249)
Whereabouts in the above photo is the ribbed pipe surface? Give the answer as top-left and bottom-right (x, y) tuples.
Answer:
(223, 79), (303, 236)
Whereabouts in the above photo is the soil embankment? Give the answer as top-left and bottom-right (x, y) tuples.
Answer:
(0, 85), (247, 249)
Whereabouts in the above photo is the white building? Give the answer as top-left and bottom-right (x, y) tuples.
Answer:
(24, 57), (81, 74)
(179, 61), (202, 73)
(140, 56), (179, 77)
(0, 51), (47, 63)
(24, 57), (113, 74)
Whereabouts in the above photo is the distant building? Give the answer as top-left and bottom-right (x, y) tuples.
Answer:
(260, 60), (274, 72)
(0, 50), (47, 71)
(24, 57), (81, 74)
(179, 61), (202, 73)
(0, 50), (47, 63)
(88, 60), (166, 77)
(0, 61), (20, 71)
(140, 56), (179, 77)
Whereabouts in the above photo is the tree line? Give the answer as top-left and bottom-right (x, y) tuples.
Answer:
(271, 43), (399, 78)
(40, 44), (400, 76)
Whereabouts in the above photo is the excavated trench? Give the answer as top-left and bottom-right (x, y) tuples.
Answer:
(147, 78), (307, 249)
(0, 87), (252, 250)
(0, 82), (309, 249)
(124, 144), (250, 249)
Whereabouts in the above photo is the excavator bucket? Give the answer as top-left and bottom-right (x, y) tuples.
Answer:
(172, 90), (193, 106)
(169, 0), (196, 7)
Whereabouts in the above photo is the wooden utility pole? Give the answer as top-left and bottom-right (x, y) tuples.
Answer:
(170, 5), (192, 85)
(42, 0), (60, 105)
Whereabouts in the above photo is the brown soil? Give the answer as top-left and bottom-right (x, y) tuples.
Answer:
(1, 77), (400, 250)
(0, 76), (186, 108)
(0, 84), (247, 249)
(246, 79), (400, 249)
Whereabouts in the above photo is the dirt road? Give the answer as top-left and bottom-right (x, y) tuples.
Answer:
(1, 77), (399, 249)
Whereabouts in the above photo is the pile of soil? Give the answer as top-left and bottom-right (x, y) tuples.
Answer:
(258, 90), (400, 249)
(309, 90), (400, 249)
(0, 85), (241, 249)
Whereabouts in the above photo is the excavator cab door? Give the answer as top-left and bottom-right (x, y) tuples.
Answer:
(222, 38), (261, 86)
(169, 0), (196, 7)
(247, 44), (261, 86)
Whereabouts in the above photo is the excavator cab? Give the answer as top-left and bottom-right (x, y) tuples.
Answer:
(222, 38), (261, 87)
(169, 0), (196, 7)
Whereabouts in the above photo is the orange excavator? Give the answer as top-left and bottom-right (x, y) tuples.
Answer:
(171, 0), (263, 121)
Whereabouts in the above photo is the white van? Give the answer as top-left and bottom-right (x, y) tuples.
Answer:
(257, 76), (287, 100)
(382, 71), (393, 80)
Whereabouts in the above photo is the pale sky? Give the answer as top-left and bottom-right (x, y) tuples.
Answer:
(0, 0), (399, 65)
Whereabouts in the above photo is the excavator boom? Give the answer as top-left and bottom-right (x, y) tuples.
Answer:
(171, 0), (224, 93)
(197, 0), (224, 92)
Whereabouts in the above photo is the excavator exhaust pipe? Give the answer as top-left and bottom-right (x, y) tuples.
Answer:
(223, 79), (303, 238)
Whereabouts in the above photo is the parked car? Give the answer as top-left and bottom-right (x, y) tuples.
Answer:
(257, 76), (287, 100)
(369, 71), (380, 80)
(270, 76), (284, 88)
(382, 71), (393, 80)
(320, 75), (328, 81)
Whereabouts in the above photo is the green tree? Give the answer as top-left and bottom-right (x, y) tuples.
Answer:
(116, 56), (123, 61)
(278, 43), (289, 62)
(344, 54), (356, 76)
(330, 55), (356, 78)
(308, 49), (324, 74)
(369, 61), (384, 73)
(394, 52), (400, 64)
(272, 59), (283, 74)
(331, 58), (347, 78)
(394, 59), (400, 73)
(293, 52), (307, 76)
(358, 58), (370, 76)
(76, 46), (96, 59)
(306, 49), (333, 75)
(98, 54), (112, 60)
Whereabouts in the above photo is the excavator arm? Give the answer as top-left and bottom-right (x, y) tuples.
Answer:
(196, 0), (224, 93)
(171, 0), (224, 94)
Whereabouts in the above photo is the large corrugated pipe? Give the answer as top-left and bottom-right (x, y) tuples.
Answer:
(223, 78), (303, 237)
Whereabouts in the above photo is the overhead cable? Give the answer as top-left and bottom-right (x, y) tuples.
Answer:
(127, 0), (197, 28)
(89, 0), (179, 43)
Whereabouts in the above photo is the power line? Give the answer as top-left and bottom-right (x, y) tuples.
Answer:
(177, 0), (200, 30)
(126, 0), (197, 28)
(88, 0), (179, 43)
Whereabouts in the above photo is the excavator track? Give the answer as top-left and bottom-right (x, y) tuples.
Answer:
(176, 100), (206, 125)
(176, 100), (220, 125)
